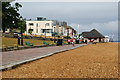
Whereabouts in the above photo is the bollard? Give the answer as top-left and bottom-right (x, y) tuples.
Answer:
(18, 37), (20, 45)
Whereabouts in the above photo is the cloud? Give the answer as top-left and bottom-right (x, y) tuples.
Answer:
(18, 2), (117, 25)
(14, 0), (119, 2)
(13, 2), (118, 40)
(70, 20), (118, 40)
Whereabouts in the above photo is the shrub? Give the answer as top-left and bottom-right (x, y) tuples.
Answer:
(64, 36), (71, 39)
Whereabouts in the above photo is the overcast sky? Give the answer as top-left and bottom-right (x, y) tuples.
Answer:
(12, 1), (118, 41)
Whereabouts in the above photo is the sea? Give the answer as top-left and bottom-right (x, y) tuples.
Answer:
(113, 41), (120, 43)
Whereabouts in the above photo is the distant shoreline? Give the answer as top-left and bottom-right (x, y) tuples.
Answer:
(113, 41), (120, 43)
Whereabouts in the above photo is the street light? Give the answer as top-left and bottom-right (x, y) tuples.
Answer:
(20, 17), (23, 46)
(72, 29), (74, 38)
(67, 28), (69, 40)
(54, 27), (55, 43)
(12, 21), (20, 45)
(12, 21), (15, 24)
(12, 21), (15, 32)
(45, 23), (46, 39)
(78, 24), (80, 38)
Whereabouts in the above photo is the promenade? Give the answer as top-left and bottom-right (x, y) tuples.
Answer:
(1, 44), (87, 70)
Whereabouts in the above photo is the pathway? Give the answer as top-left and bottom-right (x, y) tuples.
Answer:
(0, 44), (87, 70)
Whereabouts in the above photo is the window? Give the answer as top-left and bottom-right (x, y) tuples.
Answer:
(49, 29), (52, 33)
(41, 29), (52, 33)
(36, 23), (38, 27)
(29, 29), (33, 31)
(41, 29), (45, 33)
(45, 23), (50, 26)
(29, 23), (33, 26)
(36, 23), (38, 33)
(28, 29), (33, 34)
(52, 23), (56, 26)
(36, 27), (38, 33)
(46, 30), (49, 33)
(46, 29), (52, 33)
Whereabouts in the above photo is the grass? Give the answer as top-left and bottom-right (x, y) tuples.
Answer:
(2, 37), (56, 48)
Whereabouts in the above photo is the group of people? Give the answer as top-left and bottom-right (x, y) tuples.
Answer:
(67, 39), (88, 45)
(67, 39), (76, 46)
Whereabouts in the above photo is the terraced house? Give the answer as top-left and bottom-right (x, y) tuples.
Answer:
(25, 17), (77, 38)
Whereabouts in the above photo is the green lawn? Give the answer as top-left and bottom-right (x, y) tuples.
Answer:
(2, 37), (55, 47)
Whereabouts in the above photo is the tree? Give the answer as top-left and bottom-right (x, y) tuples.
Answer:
(17, 17), (26, 33)
(28, 29), (33, 34)
(64, 36), (71, 39)
(2, 2), (22, 33)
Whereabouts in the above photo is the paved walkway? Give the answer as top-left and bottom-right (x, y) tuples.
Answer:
(0, 44), (87, 70)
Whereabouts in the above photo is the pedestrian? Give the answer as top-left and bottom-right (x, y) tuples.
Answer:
(72, 39), (75, 46)
(85, 40), (87, 44)
(68, 39), (71, 44)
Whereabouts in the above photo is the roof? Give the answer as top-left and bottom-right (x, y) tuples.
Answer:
(81, 29), (105, 38)
(66, 26), (73, 29)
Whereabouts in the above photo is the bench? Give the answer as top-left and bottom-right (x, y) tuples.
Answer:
(43, 41), (49, 45)
(25, 42), (34, 46)
(63, 42), (67, 45)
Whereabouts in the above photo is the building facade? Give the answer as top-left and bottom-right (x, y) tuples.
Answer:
(80, 29), (105, 42)
(26, 20), (54, 36)
(25, 17), (76, 38)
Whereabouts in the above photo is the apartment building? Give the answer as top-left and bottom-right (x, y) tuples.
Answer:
(26, 20), (53, 36)
(26, 17), (76, 38)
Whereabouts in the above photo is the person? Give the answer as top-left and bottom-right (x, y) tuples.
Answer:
(68, 39), (71, 44)
(72, 39), (75, 46)
(85, 40), (87, 44)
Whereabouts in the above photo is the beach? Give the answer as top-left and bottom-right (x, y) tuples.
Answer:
(2, 42), (119, 78)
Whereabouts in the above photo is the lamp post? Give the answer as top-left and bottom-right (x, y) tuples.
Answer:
(12, 21), (15, 26)
(72, 29), (74, 38)
(45, 23), (46, 38)
(61, 29), (62, 36)
(20, 17), (23, 46)
(67, 28), (69, 40)
(12, 21), (20, 45)
(78, 24), (80, 38)
(54, 27), (55, 43)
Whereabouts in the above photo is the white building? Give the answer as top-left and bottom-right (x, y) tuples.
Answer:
(64, 26), (77, 38)
(104, 36), (110, 42)
(26, 20), (54, 36)
(25, 17), (77, 38)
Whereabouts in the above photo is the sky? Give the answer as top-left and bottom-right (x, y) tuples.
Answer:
(12, 1), (118, 41)
(11, 0), (119, 2)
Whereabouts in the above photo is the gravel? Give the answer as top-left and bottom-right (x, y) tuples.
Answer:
(2, 42), (119, 78)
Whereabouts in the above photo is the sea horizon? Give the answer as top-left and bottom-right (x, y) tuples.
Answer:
(113, 41), (120, 43)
